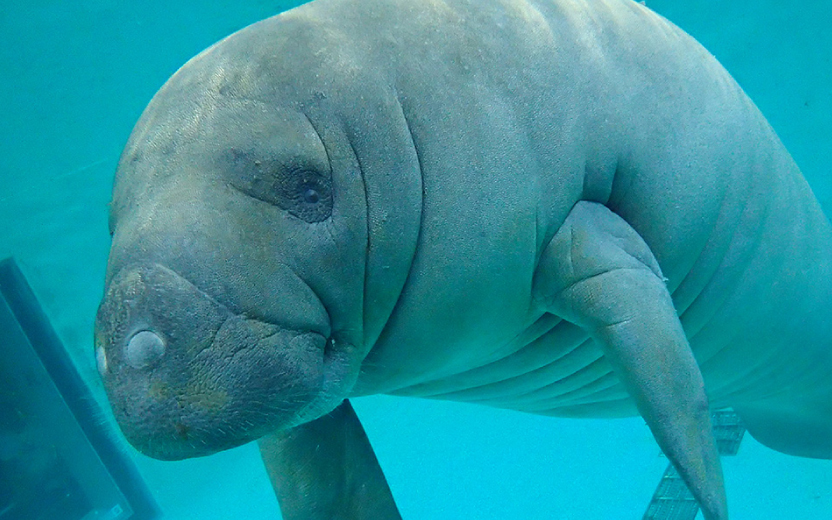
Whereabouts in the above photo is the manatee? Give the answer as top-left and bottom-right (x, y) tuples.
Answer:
(94, 0), (832, 518)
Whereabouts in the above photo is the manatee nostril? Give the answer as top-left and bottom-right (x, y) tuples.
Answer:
(125, 330), (166, 370)
(96, 345), (108, 376)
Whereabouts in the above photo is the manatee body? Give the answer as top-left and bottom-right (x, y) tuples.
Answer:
(95, 0), (832, 518)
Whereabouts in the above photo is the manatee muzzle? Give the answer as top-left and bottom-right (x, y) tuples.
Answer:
(95, 263), (328, 459)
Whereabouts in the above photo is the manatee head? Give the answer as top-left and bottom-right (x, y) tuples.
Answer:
(94, 12), (374, 460)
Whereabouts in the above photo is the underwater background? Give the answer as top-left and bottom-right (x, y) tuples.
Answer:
(1, 0), (830, 518)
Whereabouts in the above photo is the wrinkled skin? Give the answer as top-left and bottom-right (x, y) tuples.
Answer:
(94, 84), (370, 456)
(96, 0), (832, 518)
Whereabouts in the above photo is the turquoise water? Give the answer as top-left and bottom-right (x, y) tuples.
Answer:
(1, 0), (830, 518)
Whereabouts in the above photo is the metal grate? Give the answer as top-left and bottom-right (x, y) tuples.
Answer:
(711, 410), (745, 456)
(642, 410), (746, 520)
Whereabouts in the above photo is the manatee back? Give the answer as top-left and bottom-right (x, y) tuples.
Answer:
(334, 0), (832, 414)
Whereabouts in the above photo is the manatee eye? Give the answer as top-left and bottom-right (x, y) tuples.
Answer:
(303, 187), (320, 204)
(226, 149), (333, 223)
(287, 172), (332, 222)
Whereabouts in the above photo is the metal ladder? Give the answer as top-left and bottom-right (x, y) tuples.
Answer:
(643, 410), (746, 520)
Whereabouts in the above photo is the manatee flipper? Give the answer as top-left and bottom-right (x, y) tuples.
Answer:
(258, 400), (401, 520)
(532, 201), (727, 520)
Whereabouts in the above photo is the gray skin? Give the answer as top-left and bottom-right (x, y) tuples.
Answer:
(94, 0), (832, 518)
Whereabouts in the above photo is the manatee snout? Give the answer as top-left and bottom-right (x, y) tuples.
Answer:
(95, 263), (328, 460)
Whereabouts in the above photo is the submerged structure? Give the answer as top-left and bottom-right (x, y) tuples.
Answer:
(644, 411), (746, 519)
(0, 258), (158, 520)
